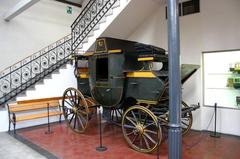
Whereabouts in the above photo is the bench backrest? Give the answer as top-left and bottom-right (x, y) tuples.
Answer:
(8, 98), (61, 113)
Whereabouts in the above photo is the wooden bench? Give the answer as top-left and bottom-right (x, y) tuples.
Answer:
(7, 97), (63, 133)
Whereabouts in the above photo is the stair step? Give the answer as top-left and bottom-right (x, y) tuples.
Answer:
(112, 0), (120, 9)
(93, 24), (100, 31)
(87, 30), (94, 37)
(105, 8), (113, 16)
(83, 37), (89, 44)
(99, 16), (106, 24)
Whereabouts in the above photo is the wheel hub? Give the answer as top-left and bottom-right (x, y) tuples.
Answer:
(135, 124), (144, 135)
(72, 106), (78, 114)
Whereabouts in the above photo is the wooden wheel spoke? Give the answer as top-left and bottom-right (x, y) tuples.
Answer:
(181, 121), (189, 127)
(126, 131), (135, 136)
(182, 117), (190, 121)
(65, 111), (73, 116)
(77, 115), (84, 129)
(66, 94), (75, 106)
(144, 132), (157, 144)
(143, 135), (150, 149)
(69, 114), (75, 124)
(64, 99), (73, 107)
(138, 109), (142, 122)
(123, 124), (136, 129)
(144, 129), (157, 135)
(74, 91), (77, 101)
(126, 116), (137, 127)
(131, 134), (138, 144)
(115, 109), (118, 121)
(73, 115), (77, 129)
(78, 108), (87, 115)
(70, 91), (77, 105)
(78, 112), (87, 123)
(144, 122), (155, 129)
(130, 111), (138, 123)
(140, 136), (143, 148)
(143, 113), (148, 125)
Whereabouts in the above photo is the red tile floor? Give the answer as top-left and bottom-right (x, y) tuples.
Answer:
(18, 117), (240, 159)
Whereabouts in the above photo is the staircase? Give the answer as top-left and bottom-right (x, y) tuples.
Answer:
(0, 0), (125, 107)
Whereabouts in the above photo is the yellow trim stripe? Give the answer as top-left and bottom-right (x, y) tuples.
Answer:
(108, 49), (122, 54)
(79, 73), (89, 78)
(138, 57), (154, 61)
(84, 52), (94, 56)
(137, 99), (158, 105)
(126, 72), (156, 78)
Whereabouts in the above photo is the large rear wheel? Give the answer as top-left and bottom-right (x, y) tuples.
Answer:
(122, 106), (161, 153)
(62, 87), (89, 133)
(181, 101), (193, 135)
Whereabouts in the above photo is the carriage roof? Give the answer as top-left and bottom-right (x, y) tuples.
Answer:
(83, 37), (166, 57)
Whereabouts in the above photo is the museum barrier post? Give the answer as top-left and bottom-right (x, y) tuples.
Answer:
(210, 103), (220, 138)
(96, 106), (107, 152)
(157, 121), (161, 159)
(45, 103), (53, 134)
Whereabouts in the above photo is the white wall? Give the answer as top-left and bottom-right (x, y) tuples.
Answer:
(0, 0), (81, 70)
(0, 0), (80, 131)
(128, 0), (240, 136)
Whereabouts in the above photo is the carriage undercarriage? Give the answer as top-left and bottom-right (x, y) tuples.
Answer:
(62, 87), (199, 153)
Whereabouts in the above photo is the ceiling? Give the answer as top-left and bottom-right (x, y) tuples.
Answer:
(55, 0), (84, 7)
(65, 0), (84, 6)
(66, 0), (83, 3)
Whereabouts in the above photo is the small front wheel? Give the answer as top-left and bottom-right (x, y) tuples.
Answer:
(122, 105), (161, 153)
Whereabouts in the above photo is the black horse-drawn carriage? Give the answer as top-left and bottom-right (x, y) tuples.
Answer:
(62, 37), (200, 153)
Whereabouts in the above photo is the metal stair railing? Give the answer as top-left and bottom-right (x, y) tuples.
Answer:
(0, 34), (72, 106)
(0, 0), (120, 106)
(71, 0), (118, 51)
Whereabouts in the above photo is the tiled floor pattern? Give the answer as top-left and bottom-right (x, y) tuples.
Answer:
(18, 118), (240, 159)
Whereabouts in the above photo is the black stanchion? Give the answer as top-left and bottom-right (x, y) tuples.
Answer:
(157, 121), (160, 159)
(96, 106), (107, 152)
(210, 103), (220, 138)
(45, 103), (53, 134)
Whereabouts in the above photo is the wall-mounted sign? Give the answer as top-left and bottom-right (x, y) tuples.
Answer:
(66, 6), (72, 14)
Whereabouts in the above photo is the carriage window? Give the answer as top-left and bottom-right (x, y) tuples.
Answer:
(96, 57), (108, 81)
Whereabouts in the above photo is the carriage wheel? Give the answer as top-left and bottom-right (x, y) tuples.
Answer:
(181, 101), (193, 135)
(122, 106), (161, 153)
(62, 87), (89, 133)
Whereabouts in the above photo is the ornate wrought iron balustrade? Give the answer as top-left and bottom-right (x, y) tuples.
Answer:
(71, 0), (118, 51)
(0, 35), (72, 106)
(0, 0), (119, 106)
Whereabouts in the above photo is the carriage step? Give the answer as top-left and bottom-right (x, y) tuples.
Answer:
(182, 103), (200, 115)
(156, 71), (168, 77)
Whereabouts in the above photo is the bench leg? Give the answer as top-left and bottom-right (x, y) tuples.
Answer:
(13, 122), (16, 134)
(12, 113), (16, 134)
(59, 114), (62, 123)
(8, 120), (11, 133)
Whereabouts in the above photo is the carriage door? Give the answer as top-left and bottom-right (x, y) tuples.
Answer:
(89, 52), (124, 107)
